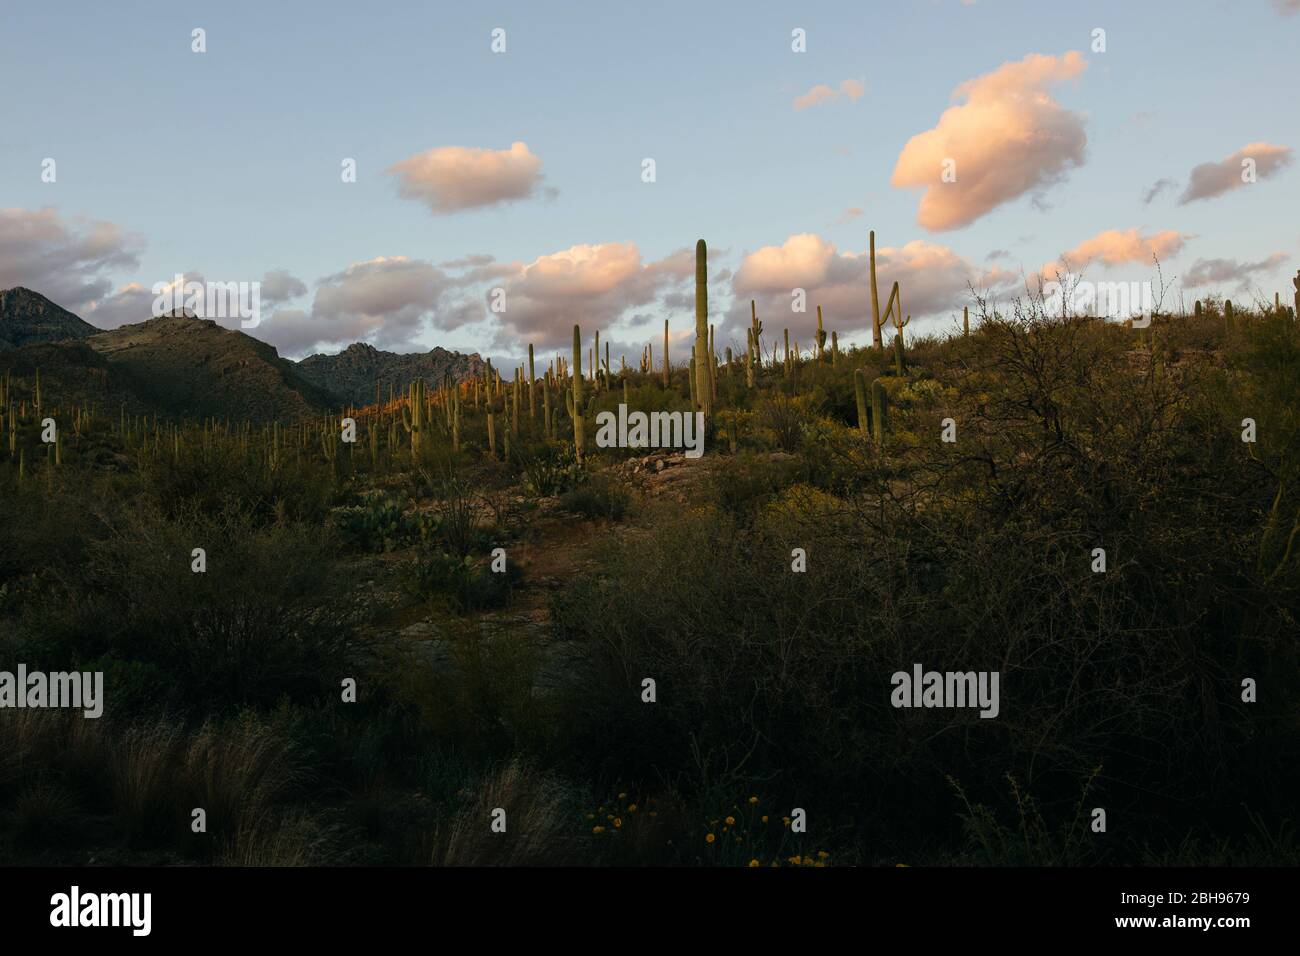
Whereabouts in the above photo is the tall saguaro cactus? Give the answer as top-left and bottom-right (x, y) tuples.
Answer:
(869, 231), (883, 350)
(870, 378), (889, 445)
(401, 379), (427, 460)
(572, 324), (586, 462)
(694, 240), (712, 419)
(663, 319), (670, 389)
(854, 369), (870, 438)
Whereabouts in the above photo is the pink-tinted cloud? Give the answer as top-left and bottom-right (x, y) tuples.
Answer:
(0, 207), (143, 319)
(891, 52), (1089, 231)
(1041, 228), (1188, 279)
(1178, 142), (1293, 204)
(386, 141), (552, 214)
(490, 242), (693, 349)
(793, 78), (866, 111)
(728, 232), (1016, 345)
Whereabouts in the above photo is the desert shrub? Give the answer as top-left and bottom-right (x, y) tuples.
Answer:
(331, 491), (431, 553)
(9, 500), (358, 717)
(410, 548), (520, 612)
(558, 473), (631, 520)
(706, 452), (803, 525)
(516, 441), (584, 497)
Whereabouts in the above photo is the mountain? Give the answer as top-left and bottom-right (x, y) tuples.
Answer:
(0, 287), (98, 348)
(82, 315), (336, 422)
(296, 341), (486, 408)
(0, 288), (488, 423)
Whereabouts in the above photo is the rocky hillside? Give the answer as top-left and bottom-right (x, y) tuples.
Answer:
(0, 287), (98, 348)
(296, 341), (486, 407)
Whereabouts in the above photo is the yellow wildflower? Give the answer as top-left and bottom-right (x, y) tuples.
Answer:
(725, 816), (736, 826)
(705, 833), (716, 844)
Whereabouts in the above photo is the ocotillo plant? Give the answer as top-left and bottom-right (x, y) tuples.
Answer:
(401, 379), (427, 461)
(572, 324), (586, 462)
(694, 240), (712, 418)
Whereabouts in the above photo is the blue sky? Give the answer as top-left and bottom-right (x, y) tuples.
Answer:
(2, 0), (1296, 365)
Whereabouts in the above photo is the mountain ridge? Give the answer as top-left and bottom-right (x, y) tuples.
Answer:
(0, 287), (487, 423)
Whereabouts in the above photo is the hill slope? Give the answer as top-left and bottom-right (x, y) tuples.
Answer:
(83, 316), (336, 422)
(0, 287), (98, 348)
(296, 342), (486, 407)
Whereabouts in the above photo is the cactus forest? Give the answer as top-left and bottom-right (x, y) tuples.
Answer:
(1, 4), (1298, 902)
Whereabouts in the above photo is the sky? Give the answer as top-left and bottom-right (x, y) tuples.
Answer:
(1, 0), (1297, 369)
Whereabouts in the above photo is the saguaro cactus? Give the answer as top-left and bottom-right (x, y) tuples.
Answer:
(870, 378), (889, 445)
(694, 240), (712, 418)
(528, 344), (536, 419)
(401, 379), (427, 460)
(815, 305), (827, 360)
(963, 306), (969, 337)
(854, 369), (870, 438)
(1293, 270), (1299, 318)
(750, 300), (763, 366)
(869, 231), (883, 350)
(663, 319), (670, 389)
(746, 328), (755, 388)
(572, 324), (585, 462)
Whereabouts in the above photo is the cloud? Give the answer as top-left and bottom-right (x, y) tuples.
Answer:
(386, 141), (552, 214)
(257, 256), (460, 357)
(0, 207), (143, 320)
(1141, 178), (1176, 205)
(891, 51), (1089, 231)
(793, 78), (866, 111)
(260, 269), (308, 306)
(488, 242), (693, 350)
(1051, 228), (1187, 271)
(1273, 0), (1300, 15)
(727, 232), (1016, 346)
(1182, 253), (1288, 290)
(1178, 142), (1293, 204)
(836, 207), (865, 224)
